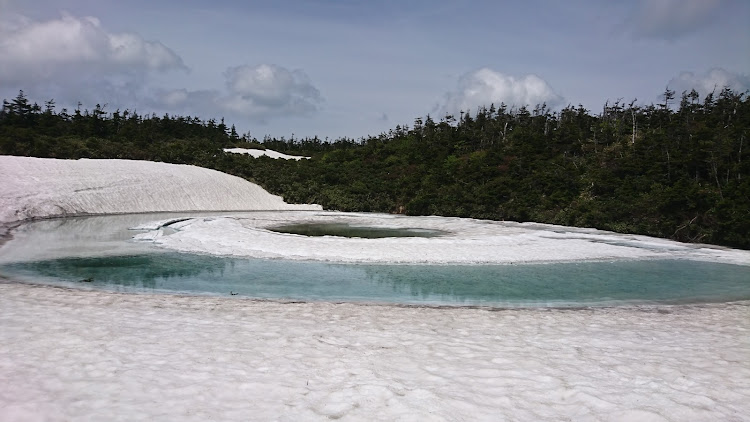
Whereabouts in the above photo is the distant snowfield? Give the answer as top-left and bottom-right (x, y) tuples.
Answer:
(0, 155), (320, 223)
(1, 155), (750, 421)
(223, 147), (310, 160)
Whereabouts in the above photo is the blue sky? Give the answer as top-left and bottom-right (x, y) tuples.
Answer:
(1, 0), (748, 140)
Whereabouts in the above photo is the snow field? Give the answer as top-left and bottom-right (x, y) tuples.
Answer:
(1, 282), (748, 421)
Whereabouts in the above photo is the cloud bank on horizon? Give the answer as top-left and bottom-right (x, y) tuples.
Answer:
(437, 69), (563, 118)
(156, 64), (323, 124)
(0, 0), (747, 139)
(667, 68), (750, 99)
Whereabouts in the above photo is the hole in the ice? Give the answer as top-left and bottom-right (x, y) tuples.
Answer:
(267, 222), (447, 238)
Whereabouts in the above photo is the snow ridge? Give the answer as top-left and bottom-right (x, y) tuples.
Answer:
(0, 156), (320, 223)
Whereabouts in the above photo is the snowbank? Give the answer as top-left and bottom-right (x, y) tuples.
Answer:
(1, 282), (748, 421)
(0, 156), (320, 223)
(143, 212), (750, 266)
(223, 148), (310, 160)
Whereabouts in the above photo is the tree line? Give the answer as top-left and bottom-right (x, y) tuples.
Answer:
(1, 88), (748, 248)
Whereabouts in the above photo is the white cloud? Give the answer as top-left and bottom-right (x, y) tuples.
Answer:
(0, 12), (186, 84)
(156, 64), (323, 122)
(438, 68), (562, 117)
(225, 64), (320, 108)
(667, 68), (750, 98)
(160, 88), (191, 107)
(628, 0), (724, 39)
(108, 32), (185, 71)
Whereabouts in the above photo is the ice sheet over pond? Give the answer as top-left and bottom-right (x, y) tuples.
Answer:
(141, 211), (750, 265)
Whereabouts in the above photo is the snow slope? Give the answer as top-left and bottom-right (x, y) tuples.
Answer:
(223, 147), (310, 160)
(0, 156), (320, 223)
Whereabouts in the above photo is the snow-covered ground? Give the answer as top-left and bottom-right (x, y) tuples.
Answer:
(1, 282), (749, 421)
(1, 155), (750, 420)
(0, 156), (320, 223)
(223, 147), (310, 160)
(141, 212), (750, 265)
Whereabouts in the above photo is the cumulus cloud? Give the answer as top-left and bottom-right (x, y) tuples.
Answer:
(0, 12), (186, 84)
(667, 68), (750, 98)
(224, 64), (320, 108)
(156, 64), (323, 122)
(438, 68), (562, 117)
(627, 0), (724, 39)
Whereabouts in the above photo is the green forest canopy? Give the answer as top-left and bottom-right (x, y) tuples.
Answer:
(1, 88), (748, 248)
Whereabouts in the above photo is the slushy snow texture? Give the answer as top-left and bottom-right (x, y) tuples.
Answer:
(1, 283), (749, 421)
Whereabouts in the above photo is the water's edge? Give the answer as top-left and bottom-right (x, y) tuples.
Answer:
(4, 275), (750, 314)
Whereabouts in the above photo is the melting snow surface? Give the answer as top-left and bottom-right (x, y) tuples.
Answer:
(144, 212), (750, 266)
(1, 283), (749, 421)
(0, 156), (320, 223)
(223, 148), (310, 160)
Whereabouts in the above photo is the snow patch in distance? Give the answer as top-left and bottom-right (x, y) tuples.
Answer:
(223, 148), (310, 160)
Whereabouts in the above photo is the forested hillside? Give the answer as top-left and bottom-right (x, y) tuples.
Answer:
(1, 89), (748, 248)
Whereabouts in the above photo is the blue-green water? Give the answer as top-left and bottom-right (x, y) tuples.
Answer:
(2, 253), (748, 307)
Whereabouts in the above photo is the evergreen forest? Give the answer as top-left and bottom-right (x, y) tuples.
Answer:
(1, 88), (748, 248)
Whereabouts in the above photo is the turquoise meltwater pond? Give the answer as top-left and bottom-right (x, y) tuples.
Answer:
(1, 213), (748, 308)
(2, 252), (749, 307)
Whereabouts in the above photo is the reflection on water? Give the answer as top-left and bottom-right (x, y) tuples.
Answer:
(2, 253), (749, 307)
(15, 254), (229, 289)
